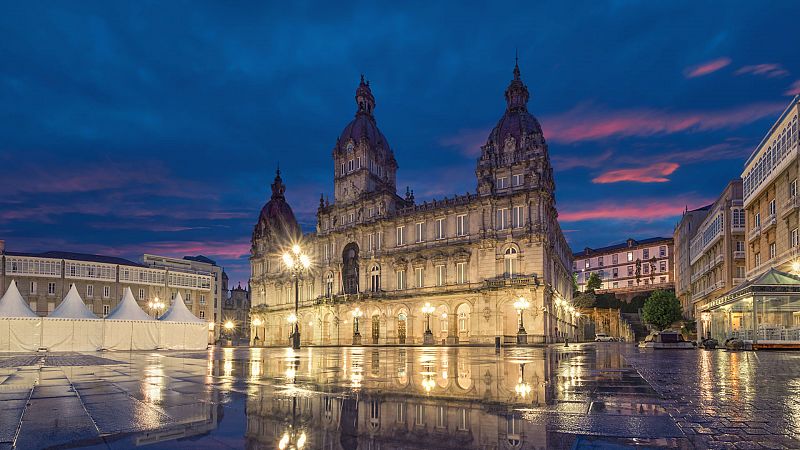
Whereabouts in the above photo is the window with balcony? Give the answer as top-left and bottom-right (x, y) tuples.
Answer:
(504, 247), (518, 278)
(371, 265), (381, 292)
(755, 252), (761, 267)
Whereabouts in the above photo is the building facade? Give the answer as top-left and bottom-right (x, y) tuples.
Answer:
(222, 282), (251, 339)
(573, 237), (674, 294)
(249, 64), (575, 346)
(688, 180), (745, 319)
(0, 246), (213, 324)
(143, 254), (223, 338)
(673, 204), (711, 315)
(742, 96), (800, 278)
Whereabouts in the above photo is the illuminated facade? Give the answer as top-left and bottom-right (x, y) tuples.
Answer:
(249, 63), (575, 346)
(573, 237), (674, 294)
(673, 204), (711, 315)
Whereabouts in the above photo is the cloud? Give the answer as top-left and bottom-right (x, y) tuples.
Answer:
(551, 149), (614, 171)
(684, 57), (731, 78)
(542, 101), (785, 143)
(437, 128), (488, 157)
(735, 64), (789, 78)
(559, 197), (711, 222)
(592, 162), (679, 184)
(786, 80), (800, 96)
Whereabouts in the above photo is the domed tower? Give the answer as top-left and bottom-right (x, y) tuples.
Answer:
(332, 75), (399, 206)
(251, 169), (302, 258)
(476, 61), (555, 198)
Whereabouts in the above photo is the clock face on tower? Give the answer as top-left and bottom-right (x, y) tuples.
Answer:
(346, 142), (354, 152)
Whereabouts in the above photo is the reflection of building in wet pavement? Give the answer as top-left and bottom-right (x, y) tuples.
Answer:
(242, 346), (668, 449)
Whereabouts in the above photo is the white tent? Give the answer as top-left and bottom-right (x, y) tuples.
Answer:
(105, 287), (152, 321)
(0, 280), (37, 318)
(159, 292), (207, 350)
(159, 292), (203, 323)
(49, 284), (97, 319)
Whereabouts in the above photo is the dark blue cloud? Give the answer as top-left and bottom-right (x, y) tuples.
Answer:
(1, 1), (799, 283)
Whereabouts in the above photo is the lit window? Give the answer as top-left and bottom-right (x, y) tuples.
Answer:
(504, 247), (518, 278)
(627, 252), (634, 262)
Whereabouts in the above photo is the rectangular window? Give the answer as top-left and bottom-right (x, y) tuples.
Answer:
(612, 254), (618, 264)
(30, 281), (37, 295)
(792, 179), (798, 198)
(769, 242), (776, 259)
(660, 261), (667, 272)
(397, 403), (406, 423)
(660, 276), (666, 284)
(396, 226), (405, 246)
(436, 406), (446, 428)
(416, 222), (425, 243)
(48, 302), (55, 313)
(659, 246), (666, 257)
(769, 199), (776, 216)
(367, 234), (375, 251)
(585, 260), (590, 269)
(341, 162), (345, 175)
(497, 176), (509, 189)
(755, 212), (761, 227)
(415, 267), (424, 288)
(436, 265), (445, 286)
(627, 266), (634, 276)
(612, 282), (619, 288)
(199, 310), (205, 319)
(497, 208), (510, 230)
(48, 282), (56, 295)
(103, 304), (110, 316)
(612, 268), (618, 278)
(456, 262), (467, 284)
(643, 249), (649, 259)
(627, 280), (633, 286)
(755, 253), (761, 266)
(29, 301), (37, 312)
(348, 159), (354, 172)
(598, 256), (604, 267)
(200, 294), (206, 305)
(792, 228), (799, 247)
(512, 206), (524, 228)
(415, 404), (425, 426)
(457, 408), (468, 431)
(103, 286), (110, 298)
(512, 174), (524, 187)
(456, 214), (467, 236)
(627, 251), (634, 262)
(139, 288), (145, 300)
(435, 218), (446, 239)
(186, 292), (191, 303)
(396, 270), (406, 290)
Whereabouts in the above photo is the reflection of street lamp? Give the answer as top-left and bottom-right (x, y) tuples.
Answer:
(283, 244), (311, 350)
(421, 303), (435, 345)
(352, 308), (363, 345)
(515, 363), (532, 398)
(280, 357), (307, 450)
(252, 318), (263, 346)
(513, 297), (530, 344)
(148, 297), (165, 318)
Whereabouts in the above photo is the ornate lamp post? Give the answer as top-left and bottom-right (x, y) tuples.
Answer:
(352, 307), (363, 345)
(421, 303), (435, 345)
(513, 297), (530, 344)
(252, 318), (263, 346)
(287, 313), (297, 347)
(283, 244), (311, 350)
(147, 297), (165, 318)
(515, 363), (532, 398)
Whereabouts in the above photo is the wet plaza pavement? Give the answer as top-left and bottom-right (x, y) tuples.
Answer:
(0, 344), (798, 449)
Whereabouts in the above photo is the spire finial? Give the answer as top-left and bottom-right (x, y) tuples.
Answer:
(513, 50), (521, 81)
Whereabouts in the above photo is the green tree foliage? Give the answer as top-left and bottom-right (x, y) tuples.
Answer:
(642, 290), (683, 330)
(586, 272), (602, 291)
(573, 291), (596, 308)
(635, 259), (642, 285)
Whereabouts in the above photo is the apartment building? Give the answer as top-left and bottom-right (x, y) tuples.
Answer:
(742, 96), (800, 277)
(574, 237), (674, 293)
(688, 180), (746, 318)
(673, 204), (711, 315)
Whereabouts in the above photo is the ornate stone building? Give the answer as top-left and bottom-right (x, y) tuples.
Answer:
(249, 63), (575, 346)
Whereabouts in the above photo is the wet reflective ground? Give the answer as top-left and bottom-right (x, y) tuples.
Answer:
(0, 345), (798, 449)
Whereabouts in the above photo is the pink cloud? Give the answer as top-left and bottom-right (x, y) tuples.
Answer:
(542, 101), (785, 143)
(592, 162), (680, 184)
(735, 64), (789, 78)
(559, 197), (712, 223)
(786, 80), (800, 96)
(98, 240), (253, 261)
(684, 57), (732, 78)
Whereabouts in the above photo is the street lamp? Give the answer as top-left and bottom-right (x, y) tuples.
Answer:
(421, 303), (435, 345)
(513, 297), (530, 344)
(701, 311), (712, 341)
(515, 363), (532, 398)
(252, 318), (263, 346)
(283, 243), (311, 350)
(352, 308), (363, 345)
(147, 297), (165, 318)
(224, 320), (235, 346)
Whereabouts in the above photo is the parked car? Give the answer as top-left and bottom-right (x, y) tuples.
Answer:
(594, 333), (614, 342)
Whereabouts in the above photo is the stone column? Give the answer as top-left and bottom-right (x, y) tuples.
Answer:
(447, 312), (459, 345)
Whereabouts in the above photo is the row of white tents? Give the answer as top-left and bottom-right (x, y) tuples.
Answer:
(0, 280), (208, 352)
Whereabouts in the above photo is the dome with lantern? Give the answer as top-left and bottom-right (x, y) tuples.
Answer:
(252, 169), (302, 254)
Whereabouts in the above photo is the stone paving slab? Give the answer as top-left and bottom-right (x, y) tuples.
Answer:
(15, 396), (99, 449)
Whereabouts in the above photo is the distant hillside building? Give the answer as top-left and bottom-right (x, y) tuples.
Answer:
(573, 237), (674, 294)
(673, 204), (712, 316)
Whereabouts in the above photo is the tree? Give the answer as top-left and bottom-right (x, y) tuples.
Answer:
(573, 290), (596, 308)
(642, 290), (683, 331)
(571, 273), (579, 294)
(586, 272), (602, 291)
(648, 257), (657, 285)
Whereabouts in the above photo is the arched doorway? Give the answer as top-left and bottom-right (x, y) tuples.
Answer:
(397, 312), (407, 344)
(342, 243), (360, 294)
(456, 303), (471, 342)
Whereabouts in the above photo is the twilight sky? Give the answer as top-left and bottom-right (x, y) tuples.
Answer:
(2, 2), (799, 284)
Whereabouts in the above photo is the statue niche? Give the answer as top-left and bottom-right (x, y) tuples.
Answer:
(342, 242), (360, 294)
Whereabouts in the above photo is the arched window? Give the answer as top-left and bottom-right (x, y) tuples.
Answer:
(370, 265), (381, 292)
(504, 247), (519, 278)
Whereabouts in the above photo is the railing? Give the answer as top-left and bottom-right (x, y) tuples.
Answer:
(748, 224), (762, 241)
(733, 250), (745, 259)
(782, 195), (800, 218)
(762, 213), (777, 231)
